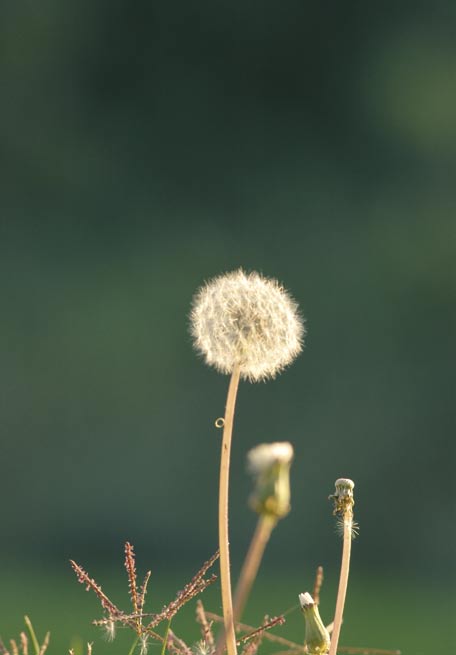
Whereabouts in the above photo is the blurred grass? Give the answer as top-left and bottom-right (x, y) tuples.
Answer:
(0, 563), (453, 654)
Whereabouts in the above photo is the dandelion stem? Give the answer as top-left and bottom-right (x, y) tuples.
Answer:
(127, 635), (139, 655)
(233, 514), (277, 621)
(215, 365), (241, 655)
(329, 514), (353, 655)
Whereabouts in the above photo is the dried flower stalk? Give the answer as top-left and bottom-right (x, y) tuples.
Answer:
(328, 479), (356, 655)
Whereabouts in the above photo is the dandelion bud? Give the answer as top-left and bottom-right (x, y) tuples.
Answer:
(247, 442), (293, 519)
(299, 592), (330, 655)
(190, 269), (304, 381)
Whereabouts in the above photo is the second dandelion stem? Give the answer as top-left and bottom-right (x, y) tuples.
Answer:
(216, 365), (241, 655)
(233, 514), (277, 622)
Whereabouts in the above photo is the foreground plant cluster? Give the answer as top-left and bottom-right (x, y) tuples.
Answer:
(1, 270), (400, 655)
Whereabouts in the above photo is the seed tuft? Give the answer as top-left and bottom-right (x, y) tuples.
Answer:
(190, 269), (304, 381)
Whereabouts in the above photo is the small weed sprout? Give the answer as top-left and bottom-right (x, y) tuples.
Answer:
(0, 617), (51, 655)
(71, 546), (219, 655)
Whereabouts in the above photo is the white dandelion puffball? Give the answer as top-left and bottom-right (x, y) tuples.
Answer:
(190, 269), (305, 381)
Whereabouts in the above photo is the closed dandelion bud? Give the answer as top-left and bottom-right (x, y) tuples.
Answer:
(190, 269), (304, 382)
(247, 442), (293, 519)
(299, 592), (330, 655)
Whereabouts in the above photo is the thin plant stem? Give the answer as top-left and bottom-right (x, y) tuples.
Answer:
(329, 514), (353, 655)
(38, 632), (50, 655)
(233, 514), (277, 621)
(127, 635), (140, 655)
(161, 619), (172, 655)
(312, 566), (324, 606)
(207, 612), (299, 650)
(24, 616), (40, 655)
(215, 365), (241, 655)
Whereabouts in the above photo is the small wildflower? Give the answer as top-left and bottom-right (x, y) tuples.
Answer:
(247, 442), (294, 519)
(299, 593), (330, 655)
(190, 269), (304, 381)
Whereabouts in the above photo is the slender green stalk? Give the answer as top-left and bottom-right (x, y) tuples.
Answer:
(329, 514), (353, 655)
(233, 514), (277, 621)
(127, 635), (140, 655)
(24, 616), (40, 655)
(161, 619), (172, 655)
(215, 365), (241, 655)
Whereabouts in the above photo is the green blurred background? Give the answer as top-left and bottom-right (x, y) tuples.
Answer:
(1, 1), (455, 653)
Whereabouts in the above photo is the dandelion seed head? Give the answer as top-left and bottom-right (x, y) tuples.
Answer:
(190, 269), (304, 382)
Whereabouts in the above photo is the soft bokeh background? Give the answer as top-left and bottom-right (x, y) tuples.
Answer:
(1, 2), (455, 653)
